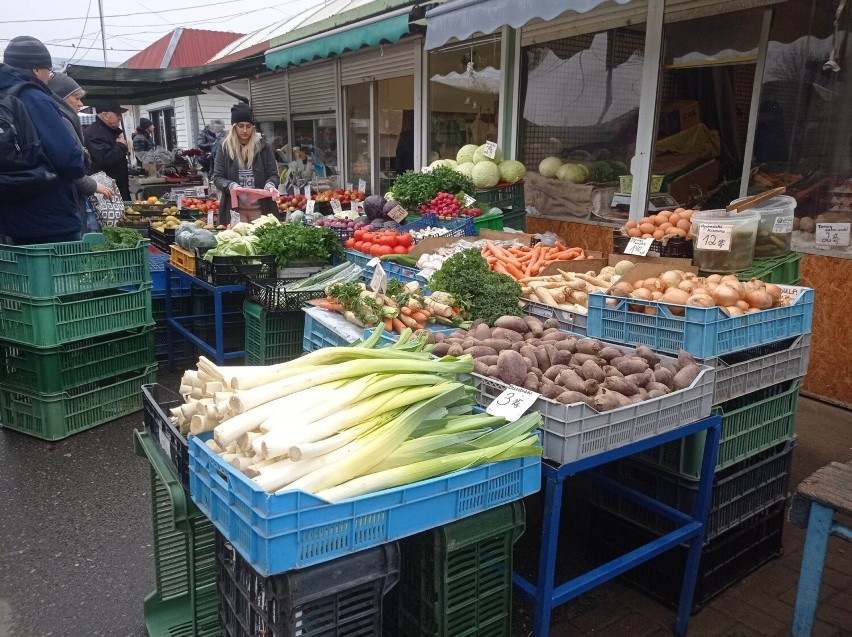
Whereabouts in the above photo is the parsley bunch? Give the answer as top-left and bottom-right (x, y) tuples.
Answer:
(390, 166), (475, 208)
(253, 222), (341, 268)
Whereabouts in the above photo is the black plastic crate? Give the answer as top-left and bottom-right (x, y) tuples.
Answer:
(613, 232), (694, 259)
(153, 324), (196, 366)
(475, 182), (525, 213)
(246, 279), (326, 312)
(591, 440), (794, 541)
(195, 251), (277, 286)
(149, 226), (176, 253)
(590, 500), (786, 612)
(142, 383), (189, 490)
(217, 533), (399, 637)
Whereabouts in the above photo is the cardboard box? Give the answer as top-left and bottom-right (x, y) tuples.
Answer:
(658, 100), (700, 137)
(407, 230), (534, 259)
(608, 254), (694, 269)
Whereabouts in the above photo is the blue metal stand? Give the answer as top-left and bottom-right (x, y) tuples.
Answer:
(515, 415), (722, 637)
(164, 263), (246, 366)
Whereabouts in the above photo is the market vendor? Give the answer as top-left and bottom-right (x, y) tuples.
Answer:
(283, 146), (318, 193)
(212, 104), (280, 225)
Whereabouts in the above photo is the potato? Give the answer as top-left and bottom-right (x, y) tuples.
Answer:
(492, 327), (523, 343)
(497, 350), (529, 386)
(677, 350), (697, 368)
(527, 338), (542, 348)
(541, 380), (564, 400)
(523, 315), (545, 336)
(495, 316), (529, 333)
(473, 360), (490, 375)
(533, 347), (550, 371)
(511, 341), (525, 352)
(487, 365), (499, 377)
(652, 367), (674, 389)
(478, 355), (499, 366)
(467, 345), (498, 358)
(556, 390), (590, 405)
(552, 340), (577, 352)
(543, 344), (558, 367)
(542, 328), (560, 336)
(543, 318), (560, 329)
(614, 357), (649, 376)
(646, 381), (670, 394)
(522, 357), (536, 369)
(449, 330), (468, 340)
(482, 338), (513, 353)
(520, 345), (538, 363)
(599, 346), (625, 362)
(461, 338), (482, 350)
(524, 331), (538, 341)
(625, 369), (653, 388)
(470, 318), (485, 329)
(634, 345), (660, 367)
(544, 364), (568, 381)
(609, 356), (629, 369)
(648, 389), (667, 398)
(603, 365), (624, 378)
(448, 343), (463, 357)
(523, 372), (540, 391)
(473, 323), (492, 341)
(581, 359), (606, 384)
(551, 350), (574, 366)
(656, 361), (678, 375)
(575, 339), (603, 355)
(530, 367), (543, 380)
(673, 363), (700, 390)
(432, 342), (450, 357)
(557, 369), (589, 394)
(542, 332), (571, 342)
(593, 389), (630, 411)
(603, 376), (641, 396)
(571, 353), (603, 367)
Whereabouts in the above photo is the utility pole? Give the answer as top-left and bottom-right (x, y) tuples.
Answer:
(98, 0), (108, 67)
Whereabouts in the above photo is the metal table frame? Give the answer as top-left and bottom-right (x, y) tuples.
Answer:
(164, 263), (246, 366)
(515, 415), (722, 637)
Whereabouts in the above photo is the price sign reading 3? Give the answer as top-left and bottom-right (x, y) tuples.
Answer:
(486, 386), (540, 422)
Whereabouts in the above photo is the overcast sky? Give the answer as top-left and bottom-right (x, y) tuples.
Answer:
(1, 0), (314, 67)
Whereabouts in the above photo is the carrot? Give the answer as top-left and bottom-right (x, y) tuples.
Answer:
(399, 314), (418, 328)
(410, 311), (429, 323)
(315, 300), (344, 312)
(384, 317), (394, 332)
(503, 262), (525, 280)
(484, 256), (498, 265)
(400, 306), (413, 316)
(392, 317), (407, 333)
(493, 261), (509, 275)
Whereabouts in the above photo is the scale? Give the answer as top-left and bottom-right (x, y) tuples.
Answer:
(611, 192), (680, 212)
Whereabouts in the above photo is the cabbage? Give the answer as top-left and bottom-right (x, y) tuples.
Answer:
(382, 200), (401, 217)
(456, 144), (478, 164)
(473, 143), (502, 164)
(456, 162), (475, 177)
(556, 163), (587, 184)
(498, 160), (526, 184)
(588, 161), (615, 182)
(538, 157), (563, 178)
(471, 161), (500, 188)
(445, 159), (458, 169)
(364, 194), (387, 220)
(429, 159), (454, 170)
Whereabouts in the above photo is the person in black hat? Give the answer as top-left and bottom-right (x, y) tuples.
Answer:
(212, 104), (279, 225)
(84, 100), (131, 201)
(0, 36), (86, 244)
(132, 117), (156, 160)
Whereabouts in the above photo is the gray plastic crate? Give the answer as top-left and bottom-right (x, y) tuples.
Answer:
(521, 299), (588, 337)
(463, 347), (715, 466)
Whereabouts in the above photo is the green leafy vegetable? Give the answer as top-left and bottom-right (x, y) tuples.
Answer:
(390, 166), (475, 208)
(428, 250), (523, 325)
(253, 222), (342, 268)
(93, 226), (141, 250)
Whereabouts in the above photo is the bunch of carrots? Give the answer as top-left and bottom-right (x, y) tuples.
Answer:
(480, 241), (588, 280)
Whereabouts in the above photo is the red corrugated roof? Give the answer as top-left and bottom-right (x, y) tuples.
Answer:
(125, 28), (243, 69)
(209, 41), (270, 65)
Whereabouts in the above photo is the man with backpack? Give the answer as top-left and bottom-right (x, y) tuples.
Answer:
(0, 36), (86, 245)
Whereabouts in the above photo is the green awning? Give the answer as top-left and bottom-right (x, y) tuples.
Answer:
(265, 12), (412, 70)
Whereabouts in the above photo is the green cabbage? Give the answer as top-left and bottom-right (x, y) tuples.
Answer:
(556, 163), (587, 184)
(456, 162), (475, 177)
(471, 161), (500, 188)
(456, 144), (479, 164)
(538, 157), (563, 178)
(498, 160), (526, 184)
(473, 143), (502, 164)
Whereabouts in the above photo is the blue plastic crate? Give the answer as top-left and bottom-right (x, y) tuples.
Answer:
(586, 286), (814, 359)
(344, 249), (425, 286)
(302, 309), (362, 352)
(400, 214), (475, 241)
(149, 253), (192, 295)
(188, 434), (540, 577)
(363, 324), (458, 346)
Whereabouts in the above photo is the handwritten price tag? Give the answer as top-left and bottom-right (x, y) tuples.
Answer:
(483, 141), (498, 159)
(306, 199), (316, 215)
(352, 201), (364, 215)
(207, 211), (214, 227)
(369, 264), (388, 294)
(421, 166), (432, 174)
(486, 386), (540, 422)
(303, 184), (312, 198)
(345, 183), (353, 191)
(330, 199), (343, 215)
(463, 194), (476, 207)
(623, 237), (654, 256)
(358, 179), (366, 193)
(387, 205), (408, 223)
(697, 223), (732, 251)
(815, 223), (850, 248)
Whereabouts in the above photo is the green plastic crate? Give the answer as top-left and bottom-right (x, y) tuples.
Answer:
(0, 284), (152, 348)
(736, 252), (803, 285)
(384, 501), (525, 637)
(134, 430), (219, 637)
(0, 233), (150, 298)
(0, 365), (157, 440)
(475, 183), (525, 213)
(0, 326), (155, 394)
(474, 211), (505, 232)
(638, 379), (800, 479)
(243, 300), (305, 365)
(503, 208), (527, 232)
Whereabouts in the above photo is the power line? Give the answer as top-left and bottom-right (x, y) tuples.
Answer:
(65, 0), (96, 67)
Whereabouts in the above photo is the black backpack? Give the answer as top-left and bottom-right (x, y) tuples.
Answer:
(0, 83), (57, 199)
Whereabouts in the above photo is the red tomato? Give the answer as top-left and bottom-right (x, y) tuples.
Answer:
(397, 233), (413, 247)
(360, 241), (372, 253)
(345, 238), (356, 249)
(369, 244), (383, 257)
(393, 245), (408, 254)
(354, 229), (366, 240)
(377, 245), (393, 256)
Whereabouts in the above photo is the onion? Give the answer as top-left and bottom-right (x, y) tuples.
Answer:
(720, 274), (740, 286)
(659, 270), (683, 289)
(691, 286), (711, 296)
(713, 284), (740, 308)
(765, 284), (782, 305)
(605, 298), (619, 308)
(683, 272), (699, 281)
(723, 306), (744, 317)
(735, 300), (750, 312)
(662, 288), (690, 316)
(652, 291), (664, 300)
(705, 281), (719, 292)
(678, 280), (698, 294)
(745, 290), (773, 310)
(746, 308), (762, 313)
(707, 274), (723, 284)
(687, 293), (715, 308)
(744, 278), (766, 292)
(642, 278), (664, 293)
(630, 288), (653, 301)
(610, 281), (634, 298)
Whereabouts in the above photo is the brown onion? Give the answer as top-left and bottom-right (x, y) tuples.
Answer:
(642, 278), (664, 293)
(687, 293), (715, 308)
(659, 270), (683, 290)
(630, 288), (653, 301)
(706, 274), (723, 284)
(744, 278), (766, 292)
(720, 274), (741, 287)
(610, 281), (634, 298)
(745, 290), (773, 310)
(765, 284), (782, 304)
(678, 279), (698, 294)
(736, 300), (750, 312)
(651, 291), (664, 300)
(713, 284), (740, 308)
(663, 288), (690, 316)
(723, 306), (744, 317)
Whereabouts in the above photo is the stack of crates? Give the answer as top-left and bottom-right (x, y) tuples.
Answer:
(0, 234), (156, 440)
(151, 249), (196, 367)
(590, 334), (810, 610)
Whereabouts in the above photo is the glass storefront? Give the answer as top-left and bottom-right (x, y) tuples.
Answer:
(293, 117), (339, 186)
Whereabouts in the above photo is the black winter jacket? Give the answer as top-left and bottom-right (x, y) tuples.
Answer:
(85, 117), (130, 201)
(212, 138), (279, 218)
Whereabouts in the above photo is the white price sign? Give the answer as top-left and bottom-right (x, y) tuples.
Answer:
(387, 205), (409, 223)
(486, 386), (540, 422)
(358, 179), (366, 193)
(366, 257), (381, 268)
(330, 199), (343, 215)
(463, 194), (476, 207)
(482, 141), (498, 159)
(207, 211), (214, 227)
(345, 183), (353, 191)
(697, 223), (733, 251)
(303, 184), (312, 198)
(773, 216), (793, 234)
(369, 264), (388, 293)
(420, 166), (432, 174)
(623, 237), (654, 256)
(176, 195), (183, 210)
(306, 199), (316, 215)
(352, 201), (365, 215)
(815, 223), (850, 248)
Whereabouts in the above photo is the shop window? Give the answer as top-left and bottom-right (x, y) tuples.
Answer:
(258, 121), (289, 165)
(428, 37), (501, 163)
(378, 76), (414, 193)
(346, 84), (372, 192)
(150, 108), (176, 149)
(293, 117), (339, 187)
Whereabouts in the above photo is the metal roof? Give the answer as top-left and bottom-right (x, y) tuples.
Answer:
(124, 28), (243, 69)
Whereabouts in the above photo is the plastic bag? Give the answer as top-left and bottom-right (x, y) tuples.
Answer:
(230, 187), (274, 209)
(89, 172), (125, 227)
(533, 231), (566, 247)
(175, 222), (217, 250)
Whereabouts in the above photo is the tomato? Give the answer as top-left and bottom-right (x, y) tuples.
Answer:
(360, 242), (373, 253)
(397, 233), (413, 247)
(370, 244), (384, 257)
(354, 228), (366, 240)
(377, 245), (393, 256)
(345, 238), (356, 249)
(393, 245), (408, 254)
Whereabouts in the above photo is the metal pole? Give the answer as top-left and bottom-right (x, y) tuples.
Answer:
(97, 0), (108, 67)
(740, 7), (774, 198)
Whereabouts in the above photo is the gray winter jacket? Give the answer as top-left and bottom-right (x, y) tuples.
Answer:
(212, 137), (279, 218)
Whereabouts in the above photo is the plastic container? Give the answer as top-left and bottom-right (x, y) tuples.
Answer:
(0, 365), (157, 440)
(150, 252), (192, 295)
(730, 195), (795, 259)
(592, 439), (794, 541)
(503, 208), (528, 231)
(344, 249), (425, 286)
(142, 383), (190, 489)
(735, 251), (803, 285)
(473, 211), (504, 232)
(0, 326), (155, 394)
(384, 501), (525, 637)
(590, 499), (785, 612)
(637, 379), (800, 479)
(586, 285), (813, 358)
(246, 278), (326, 312)
(168, 244), (199, 277)
(690, 208), (760, 272)
(521, 298), (588, 336)
(475, 183), (525, 214)
(134, 431), (219, 637)
(243, 300), (304, 365)
(401, 214), (476, 240)
(0, 284), (153, 348)
(154, 324), (196, 366)
(188, 433), (540, 576)
(0, 233), (149, 298)
(195, 251), (277, 286)
(218, 534), (399, 637)
(302, 309), (361, 352)
(148, 226), (176, 253)
(463, 347), (715, 466)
